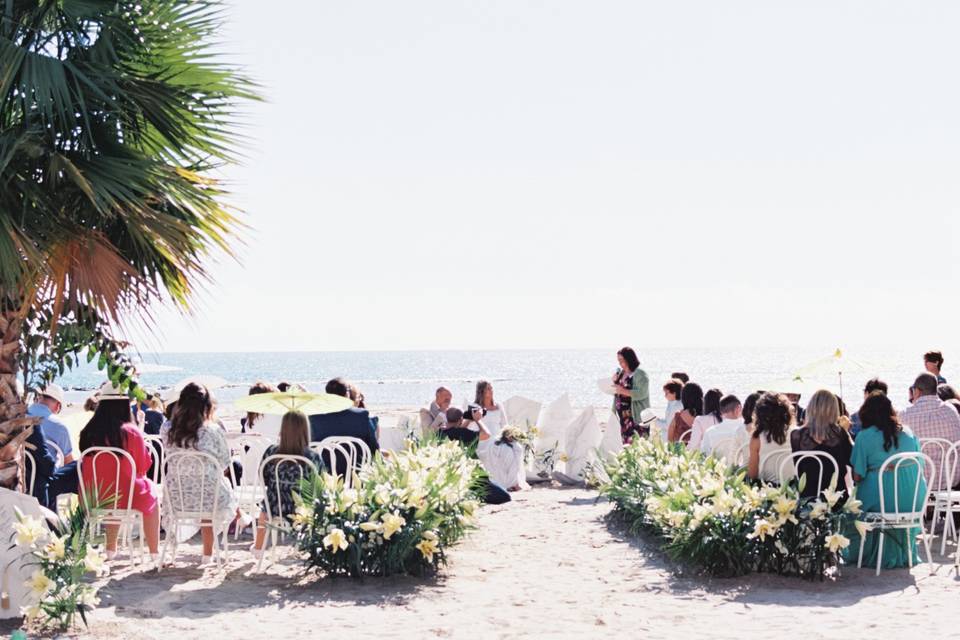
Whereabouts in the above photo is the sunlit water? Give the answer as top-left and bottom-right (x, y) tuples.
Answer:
(54, 346), (952, 414)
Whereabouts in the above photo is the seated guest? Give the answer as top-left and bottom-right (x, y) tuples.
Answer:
(656, 379), (685, 437)
(937, 383), (958, 402)
(747, 393), (796, 484)
(422, 387), (453, 436)
(791, 389), (852, 501)
(474, 414), (526, 492)
(348, 382), (378, 437)
(688, 388), (722, 451)
(241, 381), (282, 441)
(253, 410), (321, 554)
(142, 394), (165, 435)
(699, 395), (747, 456)
(850, 378), (888, 439)
(27, 384), (73, 464)
(843, 392), (926, 569)
(925, 350), (946, 384)
(670, 372), (690, 384)
(900, 372), (960, 490)
(667, 382), (703, 442)
(164, 383), (240, 564)
(79, 383), (160, 561)
(24, 416), (78, 511)
(83, 393), (100, 413)
(476, 380), (509, 440)
(442, 407), (481, 447)
(309, 377), (379, 475)
(741, 391), (762, 434)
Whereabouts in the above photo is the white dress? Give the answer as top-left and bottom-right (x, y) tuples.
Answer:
(480, 406), (508, 441)
(757, 430), (796, 484)
(478, 438), (526, 490)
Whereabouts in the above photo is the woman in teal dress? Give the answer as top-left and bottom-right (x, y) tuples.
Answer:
(842, 391), (927, 569)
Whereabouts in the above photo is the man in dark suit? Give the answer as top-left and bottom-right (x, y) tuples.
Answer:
(309, 378), (379, 476)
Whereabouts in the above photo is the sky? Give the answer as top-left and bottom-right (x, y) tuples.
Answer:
(131, 1), (960, 353)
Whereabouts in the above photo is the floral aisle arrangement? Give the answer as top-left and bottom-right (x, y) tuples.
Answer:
(601, 438), (861, 579)
(11, 505), (104, 630)
(291, 439), (484, 577)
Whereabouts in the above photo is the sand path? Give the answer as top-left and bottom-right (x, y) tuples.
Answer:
(31, 486), (960, 638)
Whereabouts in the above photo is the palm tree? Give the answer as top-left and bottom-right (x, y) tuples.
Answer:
(0, 0), (257, 487)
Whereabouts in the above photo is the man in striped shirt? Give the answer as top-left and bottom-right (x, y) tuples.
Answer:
(900, 372), (960, 490)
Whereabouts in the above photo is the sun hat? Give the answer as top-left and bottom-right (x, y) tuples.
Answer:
(39, 384), (65, 405)
(97, 381), (129, 401)
(638, 408), (659, 426)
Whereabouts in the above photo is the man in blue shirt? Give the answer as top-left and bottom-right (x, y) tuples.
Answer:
(26, 384), (74, 464)
(309, 378), (379, 476)
(849, 377), (889, 440)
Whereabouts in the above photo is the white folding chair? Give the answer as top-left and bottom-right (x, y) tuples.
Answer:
(45, 439), (65, 467)
(324, 436), (372, 468)
(926, 441), (960, 555)
(21, 448), (37, 496)
(857, 451), (935, 575)
(759, 449), (792, 485)
(77, 447), (146, 563)
(143, 435), (165, 486)
(310, 440), (359, 489)
(731, 441), (751, 468)
(778, 451), (840, 498)
(256, 454), (317, 571)
(678, 430), (692, 446)
(228, 434), (270, 539)
(705, 437), (738, 463)
(161, 450), (231, 568)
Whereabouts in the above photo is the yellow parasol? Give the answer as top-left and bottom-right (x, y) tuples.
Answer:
(233, 391), (353, 416)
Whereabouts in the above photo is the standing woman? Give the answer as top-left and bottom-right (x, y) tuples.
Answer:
(612, 347), (651, 443)
(164, 383), (240, 564)
(668, 382), (703, 442)
(79, 383), (160, 561)
(475, 380), (508, 440)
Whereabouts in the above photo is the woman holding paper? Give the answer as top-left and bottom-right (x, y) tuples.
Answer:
(612, 347), (650, 443)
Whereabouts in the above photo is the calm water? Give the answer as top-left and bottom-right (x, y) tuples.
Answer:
(54, 346), (950, 413)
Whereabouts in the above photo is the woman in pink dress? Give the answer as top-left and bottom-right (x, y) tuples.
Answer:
(79, 384), (160, 560)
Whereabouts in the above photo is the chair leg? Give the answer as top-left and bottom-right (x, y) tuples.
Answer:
(922, 524), (934, 576)
(907, 529), (914, 569)
(876, 530), (884, 576)
(857, 527), (866, 569)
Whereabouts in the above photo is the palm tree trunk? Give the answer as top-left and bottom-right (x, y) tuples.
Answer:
(0, 308), (35, 490)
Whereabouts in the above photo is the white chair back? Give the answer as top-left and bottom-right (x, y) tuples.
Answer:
(708, 437), (738, 463)
(45, 439), (65, 467)
(778, 451), (840, 497)
(678, 430), (692, 446)
(919, 437), (955, 493)
(77, 447), (137, 512)
(143, 435), (165, 485)
(163, 450), (226, 519)
(310, 440), (358, 488)
(758, 449), (791, 483)
(22, 448), (37, 496)
(229, 434), (271, 487)
(324, 436), (372, 467)
(731, 442), (750, 467)
(258, 454), (317, 524)
(878, 451), (935, 516)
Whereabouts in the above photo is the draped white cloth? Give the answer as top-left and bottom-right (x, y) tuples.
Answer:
(478, 438), (527, 490)
(534, 393), (575, 454)
(599, 411), (624, 460)
(564, 408), (603, 481)
(0, 489), (51, 618)
(503, 396), (542, 430)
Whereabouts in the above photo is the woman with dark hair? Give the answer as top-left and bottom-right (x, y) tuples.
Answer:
(668, 382), (703, 442)
(163, 383), (240, 563)
(742, 391), (763, 431)
(689, 388), (722, 450)
(242, 381), (282, 441)
(79, 383), (160, 561)
(747, 393), (796, 483)
(612, 347), (650, 443)
(843, 391), (927, 569)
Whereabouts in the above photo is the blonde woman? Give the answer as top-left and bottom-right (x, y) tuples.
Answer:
(790, 389), (852, 501)
(253, 411), (321, 554)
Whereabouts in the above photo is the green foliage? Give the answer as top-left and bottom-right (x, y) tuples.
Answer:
(19, 299), (144, 399)
(291, 439), (484, 577)
(11, 501), (105, 630)
(601, 438), (861, 579)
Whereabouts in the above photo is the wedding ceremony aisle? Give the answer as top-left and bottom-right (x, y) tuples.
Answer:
(75, 487), (960, 639)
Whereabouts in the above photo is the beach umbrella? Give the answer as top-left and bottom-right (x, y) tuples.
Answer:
(791, 348), (873, 399)
(233, 390), (353, 416)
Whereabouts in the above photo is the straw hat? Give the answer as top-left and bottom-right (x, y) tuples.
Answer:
(39, 383), (65, 405)
(97, 381), (129, 401)
(638, 408), (659, 427)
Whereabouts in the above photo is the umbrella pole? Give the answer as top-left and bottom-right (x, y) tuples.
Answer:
(839, 371), (844, 401)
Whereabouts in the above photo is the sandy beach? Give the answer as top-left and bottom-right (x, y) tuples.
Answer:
(11, 484), (953, 639)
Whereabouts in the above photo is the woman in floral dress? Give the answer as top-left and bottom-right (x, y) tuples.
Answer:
(612, 347), (650, 443)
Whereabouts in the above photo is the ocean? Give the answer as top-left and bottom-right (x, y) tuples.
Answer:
(53, 346), (950, 414)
